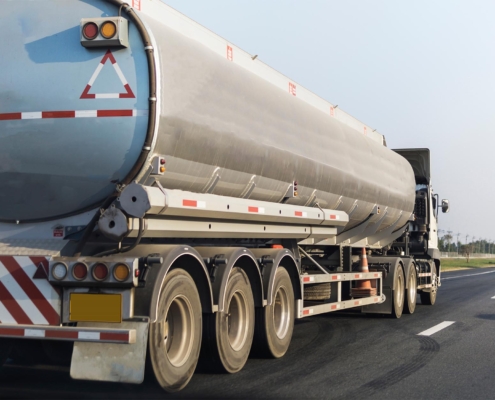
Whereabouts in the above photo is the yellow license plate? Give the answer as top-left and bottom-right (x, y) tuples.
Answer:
(70, 293), (122, 323)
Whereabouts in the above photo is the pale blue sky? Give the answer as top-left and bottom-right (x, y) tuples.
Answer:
(163, 0), (495, 244)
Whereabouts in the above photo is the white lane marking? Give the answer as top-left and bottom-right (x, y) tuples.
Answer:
(491, 296), (495, 299)
(442, 270), (495, 280)
(418, 321), (455, 336)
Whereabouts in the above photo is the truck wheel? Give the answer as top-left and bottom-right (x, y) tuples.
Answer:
(203, 267), (254, 373)
(391, 266), (405, 318)
(253, 267), (294, 358)
(149, 269), (202, 393)
(420, 267), (438, 305)
(404, 265), (417, 314)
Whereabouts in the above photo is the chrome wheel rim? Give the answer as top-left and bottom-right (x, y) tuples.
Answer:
(163, 295), (194, 367)
(227, 291), (249, 351)
(273, 285), (290, 339)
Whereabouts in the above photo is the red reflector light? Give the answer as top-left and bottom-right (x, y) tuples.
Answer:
(82, 22), (98, 40)
(72, 263), (88, 280)
(92, 263), (109, 281)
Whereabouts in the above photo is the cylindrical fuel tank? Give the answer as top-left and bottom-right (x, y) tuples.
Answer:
(0, 0), (415, 236)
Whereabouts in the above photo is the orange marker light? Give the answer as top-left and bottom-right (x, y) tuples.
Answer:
(113, 263), (130, 282)
(100, 21), (117, 39)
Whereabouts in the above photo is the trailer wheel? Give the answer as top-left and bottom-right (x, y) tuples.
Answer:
(203, 267), (254, 373)
(404, 265), (417, 314)
(149, 269), (202, 393)
(391, 266), (405, 318)
(253, 267), (294, 358)
(420, 267), (438, 306)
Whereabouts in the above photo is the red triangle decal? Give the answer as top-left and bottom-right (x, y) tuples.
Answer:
(33, 262), (49, 280)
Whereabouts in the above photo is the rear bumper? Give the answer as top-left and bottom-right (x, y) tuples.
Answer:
(0, 324), (135, 344)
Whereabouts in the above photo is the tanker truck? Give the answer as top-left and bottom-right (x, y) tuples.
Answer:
(0, 0), (449, 392)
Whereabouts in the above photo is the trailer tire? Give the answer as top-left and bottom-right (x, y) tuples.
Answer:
(420, 267), (438, 306)
(404, 265), (417, 314)
(203, 267), (254, 373)
(391, 266), (405, 318)
(149, 269), (202, 393)
(253, 267), (294, 358)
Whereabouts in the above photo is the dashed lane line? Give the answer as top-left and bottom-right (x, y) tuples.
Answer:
(418, 321), (455, 336)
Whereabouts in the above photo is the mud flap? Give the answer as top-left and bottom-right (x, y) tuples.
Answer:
(70, 320), (149, 384)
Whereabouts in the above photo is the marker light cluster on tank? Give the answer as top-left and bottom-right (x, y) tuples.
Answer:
(80, 17), (129, 48)
(83, 20), (117, 40)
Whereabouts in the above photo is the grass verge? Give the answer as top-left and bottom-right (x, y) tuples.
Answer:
(441, 258), (495, 271)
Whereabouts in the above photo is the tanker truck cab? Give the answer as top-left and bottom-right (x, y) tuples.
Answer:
(392, 148), (449, 304)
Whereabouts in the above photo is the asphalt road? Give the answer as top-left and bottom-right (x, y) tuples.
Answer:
(2, 267), (495, 399)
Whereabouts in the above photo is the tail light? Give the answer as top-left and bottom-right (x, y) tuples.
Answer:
(100, 21), (117, 39)
(82, 22), (99, 40)
(52, 263), (68, 280)
(72, 263), (88, 281)
(92, 263), (109, 281)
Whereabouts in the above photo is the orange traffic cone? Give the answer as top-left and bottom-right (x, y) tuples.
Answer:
(351, 248), (377, 298)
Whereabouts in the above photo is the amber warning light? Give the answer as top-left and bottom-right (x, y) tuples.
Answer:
(80, 17), (129, 48)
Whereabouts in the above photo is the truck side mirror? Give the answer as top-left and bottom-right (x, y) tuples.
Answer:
(441, 199), (450, 213)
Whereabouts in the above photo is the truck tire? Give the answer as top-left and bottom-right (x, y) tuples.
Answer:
(391, 266), (405, 318)
(303, 283), (331, 300)
(202, 267), (255, 373)
(253, 267), (294, 358)
(404, 265), (417, 314)
(149, 269), (202, 393)
(420, 267), (438, 305)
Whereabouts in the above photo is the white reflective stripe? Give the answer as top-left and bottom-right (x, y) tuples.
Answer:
(88, 63), (104, 86)
(133, 109), (149, 117)
(113, 63), (128, 84)
(0, 300), (15, 324)
(22, 112), (42, 119)
(25, 329), (45, 338)
(0, 261), (48, 325)
(197, 201), (206, 209)
(78, 331), (100, 340)
(418, 321), (455, 336)
(14, 257), (60, 313)
(75, 110), (98, 118)
(258, 207), (265, 214)
(94, 93), (120, 99)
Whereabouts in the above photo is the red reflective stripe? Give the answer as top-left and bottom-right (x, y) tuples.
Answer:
(80, 84), (95, 99)
(100, 332), (129, 342)
(42, 111), (75, 119)
(183, 199), (197, 207)
(332, 275), (338, 280)
(0, 327), (24, 336)
(354, 301), (360, 305)
(331, 305), (338, 310)
(248, 206), (258, 213)
(330, 215), (337, 220)
(0, 281), (33, 325)
(302, 309), (310, 315)
(355, 274), (360, 278)
(97, 109), (133, 117)
(101, 49), (117, 65)
(303, 276), (311, 282)
(0, 257), (59, 325)
(119, 84), (135, 98)
(0, 113), (22, 121)
(295, 211), (303, 217)
(45, 330), (78, 339)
